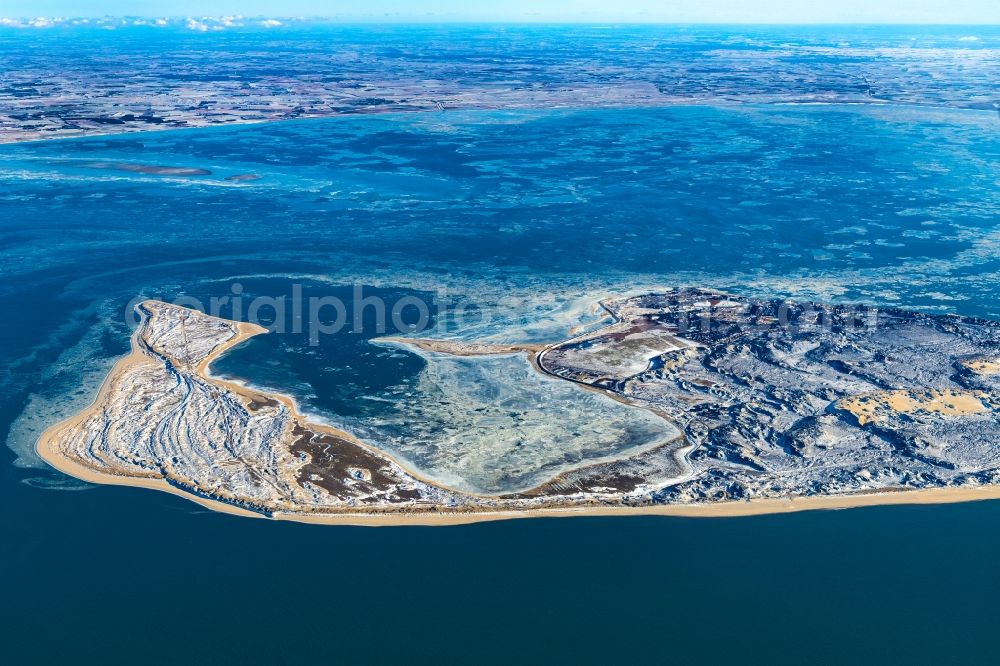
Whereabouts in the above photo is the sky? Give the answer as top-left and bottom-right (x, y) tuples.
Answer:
(3, 0), (999, 23)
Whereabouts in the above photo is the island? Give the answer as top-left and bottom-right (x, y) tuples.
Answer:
(37, 290), (1000, 524)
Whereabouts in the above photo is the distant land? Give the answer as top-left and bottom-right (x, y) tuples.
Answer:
(1, 23), (997, 143)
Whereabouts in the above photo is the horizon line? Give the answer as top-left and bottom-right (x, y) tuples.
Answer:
(2, 16), (999, 26)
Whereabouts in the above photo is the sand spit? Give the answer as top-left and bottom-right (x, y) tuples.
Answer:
(37, 301), (496, 514)
(276, 485), (1000, 526)
(373, 337), (545, 357)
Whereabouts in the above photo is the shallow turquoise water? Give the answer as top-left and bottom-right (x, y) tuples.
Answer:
(1, 102), (999, 663)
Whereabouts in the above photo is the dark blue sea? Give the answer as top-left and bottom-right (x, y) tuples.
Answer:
(1, 25), (999, 664)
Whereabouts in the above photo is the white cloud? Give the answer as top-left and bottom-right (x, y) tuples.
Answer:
(260, 19), (283, 27)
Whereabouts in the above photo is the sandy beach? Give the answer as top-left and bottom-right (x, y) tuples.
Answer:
(274, 485), (1000, 526)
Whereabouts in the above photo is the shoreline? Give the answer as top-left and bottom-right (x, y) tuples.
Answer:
(274, 485), (1000, 526)
(3, 101), (993, 148)
(38, 435), (1000, 525)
